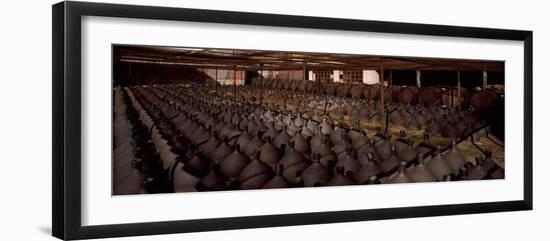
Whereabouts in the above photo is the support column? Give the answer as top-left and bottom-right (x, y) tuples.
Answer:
(233, 65), (237, 99)
(457, 70), (461, 110)
(316, 71), (321, 93)
(303, 62), (307, 80)
(163, 66), (167, 84)
(260, 64), (264, 79)
(389, 70), (393, 103)
(380, 63), (385, 113)
(416, 70), (421, 88)
(482, 70), (488, 89)
(128, 64), (132, 86)
(240, 69), (244, 85)
(215, 68), (218, 94)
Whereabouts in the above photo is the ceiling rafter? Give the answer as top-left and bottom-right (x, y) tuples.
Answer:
(113, 46), (504, 72)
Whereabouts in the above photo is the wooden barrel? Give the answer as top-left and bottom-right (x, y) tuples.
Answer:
(363, 84), (390, 101)
(289, 80), (298, 91)
(350, 83), (365, 98)
(391, 85), (401, 102)
(323, 83), (337, 96)
(259, 79), (265, 88)
(470, 89), (499, 111)
(297, 80), (307, 92)
(283, 80), (292, 90)
(268, 79), (277, 89)
(276, 79), (284, 89)
(418, 87), (442, 106)
(277, 79), (284, 90)
(335, 83), (351, 97)
(398, 86), (419, 104)
(442, 87), (471, 108)
(305, 81), (316, 93)
(363, 84), (380, 100)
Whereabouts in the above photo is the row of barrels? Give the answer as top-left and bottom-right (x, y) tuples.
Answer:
(212, 82), (497, 140)
(113, 87), (148, 195)
(250, 78), (500, 110)
(119, 84), (503, 193)
(113, 87), (179, 195)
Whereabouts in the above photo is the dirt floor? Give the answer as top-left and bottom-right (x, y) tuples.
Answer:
(270, 98), (505, 169)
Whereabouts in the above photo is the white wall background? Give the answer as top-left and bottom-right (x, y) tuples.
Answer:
(0, 0), (547, 240)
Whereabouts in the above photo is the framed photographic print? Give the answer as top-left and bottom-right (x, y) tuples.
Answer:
(52, 1), (533, 240)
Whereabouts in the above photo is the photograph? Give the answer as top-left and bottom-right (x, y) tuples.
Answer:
(49, 1), (535, 239)
(112, 45), (505, 195)
(0, 0), (542, 240)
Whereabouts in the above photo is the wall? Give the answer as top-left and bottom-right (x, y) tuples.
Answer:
(0, 0), (548, 241)
(277, 70), (304, 81)
(113, 62), (212, 85)
(202, 69), (245, 85)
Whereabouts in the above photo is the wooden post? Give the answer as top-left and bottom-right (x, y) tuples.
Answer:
(215, 68), (218, 94)
(127, 64), (132, 86)
(450, 88), (453, 107)
(303, 62), (307, 80)
(240, 69), (243, 85)
(316, 71), (321, 93)
(389, 70), (393, 103)
(482, 70), (488, 89)
(380, 63), (385, 114)
(128, 64), (132, 78)
(260, 64), (264, 79)
(457, 70), (461, 110)
(163, 66), (167, 84)
(416, 70), (421, 88)
(233, 65), (237, 99)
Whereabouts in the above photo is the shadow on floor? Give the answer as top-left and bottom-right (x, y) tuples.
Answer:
(38, 226), (51, 235)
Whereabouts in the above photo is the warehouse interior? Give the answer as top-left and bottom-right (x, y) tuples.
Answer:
(112, 45), (505, 195)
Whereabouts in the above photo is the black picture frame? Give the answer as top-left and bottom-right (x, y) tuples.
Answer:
(52, 1), (533, 240)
